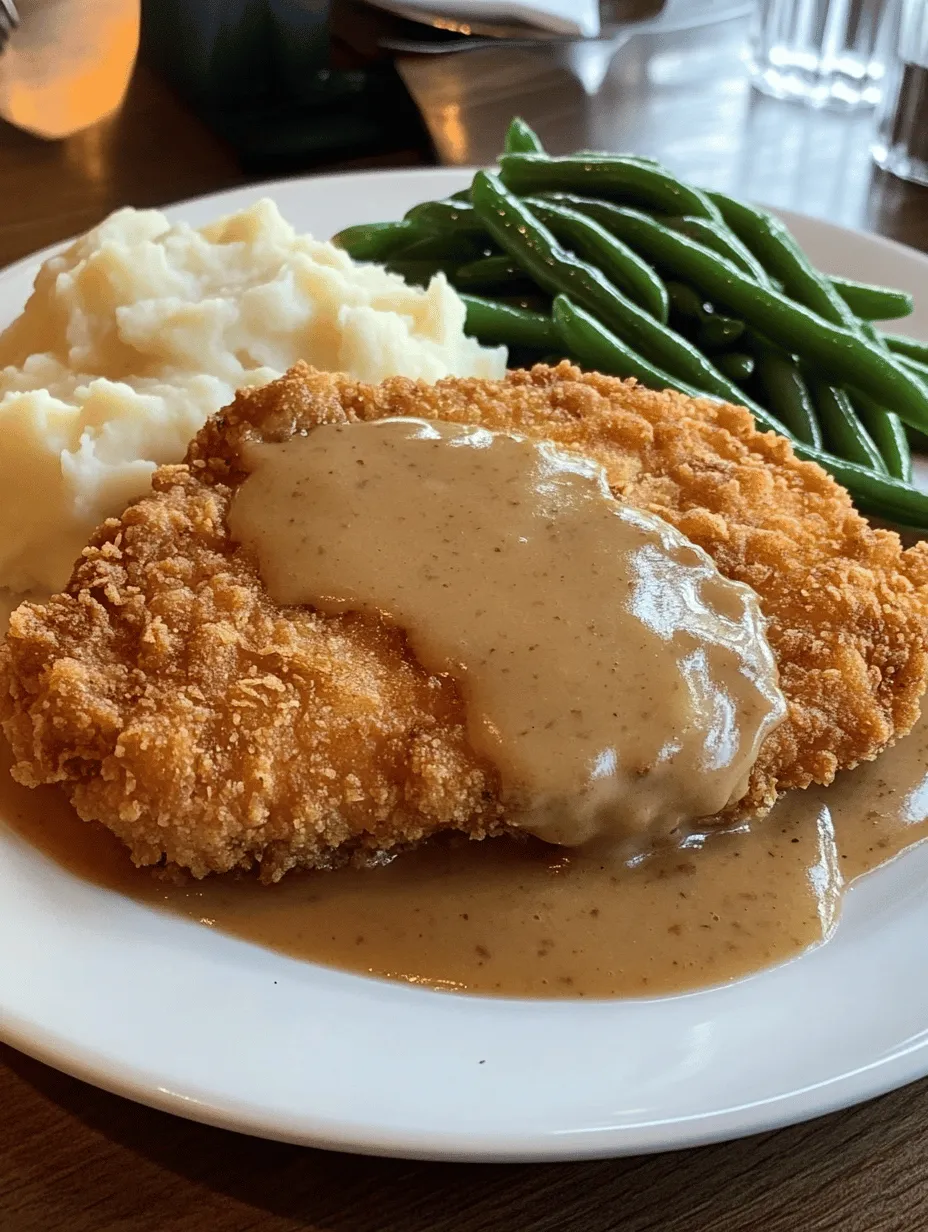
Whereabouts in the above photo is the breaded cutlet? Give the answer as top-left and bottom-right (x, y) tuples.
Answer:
(3, 361), (928, 881)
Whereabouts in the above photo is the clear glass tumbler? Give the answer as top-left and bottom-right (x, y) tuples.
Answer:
(748, 0), (900, 108)
(871, 0), (928, 184)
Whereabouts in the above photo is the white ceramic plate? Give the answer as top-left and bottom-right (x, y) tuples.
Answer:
(1, 169), (928, 1163)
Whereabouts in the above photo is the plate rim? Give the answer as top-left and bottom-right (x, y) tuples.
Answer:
(6, 987), (928, 1163)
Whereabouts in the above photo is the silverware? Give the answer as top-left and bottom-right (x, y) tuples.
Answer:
(0, 0), (18, 56)
(375, 0), (661, 40)
(373, 0), (569, 39)
(376, 0), (665, 51)
(377, 0), (752, 54)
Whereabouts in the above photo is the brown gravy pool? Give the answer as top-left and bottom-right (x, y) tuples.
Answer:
(4, 711), (928, 998)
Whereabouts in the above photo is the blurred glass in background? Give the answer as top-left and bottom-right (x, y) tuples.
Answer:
(0, 0), (139, 137)
(748, 0), (900, 107)
(872, 0), (928, 183)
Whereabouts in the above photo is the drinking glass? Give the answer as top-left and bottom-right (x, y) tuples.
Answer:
(871, 0), (928, 184)
(0, 0), (139, 138)
(748, 0), (900, 108)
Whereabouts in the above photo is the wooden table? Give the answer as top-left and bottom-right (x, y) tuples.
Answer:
(1, 18), (927, 1232)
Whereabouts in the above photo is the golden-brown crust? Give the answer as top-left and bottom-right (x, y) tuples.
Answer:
(3, 361), (928, 879)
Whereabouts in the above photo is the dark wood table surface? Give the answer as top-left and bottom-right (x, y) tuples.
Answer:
(1, 16), (928, 1232)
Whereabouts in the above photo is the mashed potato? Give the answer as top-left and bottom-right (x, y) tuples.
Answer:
(0, 199), (506, 592)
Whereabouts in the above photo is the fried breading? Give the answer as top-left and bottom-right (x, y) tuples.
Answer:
(3, 362), (928, 880)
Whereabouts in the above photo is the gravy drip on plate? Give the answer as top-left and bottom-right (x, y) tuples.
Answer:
(5, 709), (928, 997)
(227, 418), (785, 850)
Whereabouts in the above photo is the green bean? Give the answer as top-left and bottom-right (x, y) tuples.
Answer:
(791, 444), (928, 527)
(521, 181), (924, 460)
(499, 153), (723, 221)
(706, 194), (918, 475)
(666, 281), (709, 321)
(525, 197), (669, 322)
(452, 254), (525, 289)
(855, 393), (912, 481)
(470, 171), (774, 419)
(576, 152), (664, 166)
(809, 379), (886, 473)
(707, 193), (853, 327)
(460, 295), (559, 350)
(709, 201), (911, 477)
(552, 295), (704, 396)
(697, 314), (745, 350)
(403, 198), (487, 234)
(539, 197), (907, 433)
(830, 276), (914, 321)
(899, 354), (928, 383)
(883, 333), (928, 363)
(333, 219), (421, 261)
(709, 194), (916, 484)
(803, 327), (916, 501)
(550, 202), (928, 432)
(534, 204), (748, 339)
(753, 346), (822, 448)
(504, 116), (544, 154)
(390, 233), (489, 262)
(663, 215), (771, 285)
(856, 321), (913, 479)
(714, 352), (755, 383)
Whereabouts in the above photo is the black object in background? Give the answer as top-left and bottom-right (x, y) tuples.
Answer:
(140, 0), (433, 174)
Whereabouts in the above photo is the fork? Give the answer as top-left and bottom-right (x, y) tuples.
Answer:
(0, 0), (18, 55)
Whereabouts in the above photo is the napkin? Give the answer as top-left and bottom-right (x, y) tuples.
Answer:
(369, 0), (602, 39)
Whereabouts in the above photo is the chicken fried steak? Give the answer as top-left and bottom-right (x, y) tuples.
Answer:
(3, 362), (927, 880)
